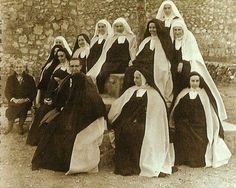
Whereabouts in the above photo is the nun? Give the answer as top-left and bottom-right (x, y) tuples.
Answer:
(27, 48), (71, 146)
(31, 58), (107, 174)
(170, 72), (231, 168)
(87, 17), (137, 93)
(71, 34), (90, 73)
(87, 19), (112, 71)
(123, 18), (174, 105)
(170, 19), (227, 121)
(156, 0), (183, 29)
(36, 36), (71, 106)
(108, 66), (174, 177)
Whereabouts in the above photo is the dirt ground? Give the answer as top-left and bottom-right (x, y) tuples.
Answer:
(0, 83), (236, 188)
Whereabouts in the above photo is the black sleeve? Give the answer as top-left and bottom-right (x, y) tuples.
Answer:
(4, 76), (14, 101)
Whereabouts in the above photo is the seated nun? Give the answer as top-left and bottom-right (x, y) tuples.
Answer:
(31, 58), (107, 174)
(108, 67), (174, 177)
(170, 72), (231, 168)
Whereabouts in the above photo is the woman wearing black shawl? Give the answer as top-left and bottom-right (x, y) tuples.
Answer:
(27, 48), (71, 146)
(108, 66), (174, 177)
(123, 19), (174, 105)
(31, 59), (107, 174)
(170, 72), (231, 168)
(71, 34), (90, 74)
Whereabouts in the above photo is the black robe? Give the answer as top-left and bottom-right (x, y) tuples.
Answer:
(173, 94), (208, 167)
(96, 39), (131, 93)
(122, 41), (155, 91)
(37, 59), (60, 104)
(31, 73), (106, 172)
(172, 43), (191, 98)
(111, 91), (147, 176)
(5, 72), (36, 120)
(87, 39), (105, 71)
(26, 68), (70, 146)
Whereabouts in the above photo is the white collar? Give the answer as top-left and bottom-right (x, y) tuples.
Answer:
(189, 88), (201, 99)
(136, 88), (146, 97)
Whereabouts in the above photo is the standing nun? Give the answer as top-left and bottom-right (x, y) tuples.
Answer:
(108, 67), (174, 177)
(71, 34), (90, 73)
(87, 17), (137, 93)
(123, 19), (174, 104)
(156, 0), (183, 29)
(87, 19), (112, 71)
(170, 72), (231, 168)
(170, 19), (227, 120)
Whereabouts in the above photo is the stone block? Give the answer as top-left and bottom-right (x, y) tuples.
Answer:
(223, 121), (236, 154)
(105, 74), (124, 98)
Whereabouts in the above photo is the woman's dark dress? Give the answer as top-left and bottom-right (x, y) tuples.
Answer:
(37, 59), (60, 103)
(31, 73), (106, 172)
(78, 53), (88, 74)
(112, 91), (147, 175)
(96, 39), (131, 93)
(87, 39), (105, 71)
(122, 41), (155, 91)
(172, 43), (191, 98)
(26, 68), (70, 146)
(173, 94), (208, 167)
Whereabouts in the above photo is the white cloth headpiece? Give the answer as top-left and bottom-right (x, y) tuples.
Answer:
(53, 36), (72, 55)
(92, 19), (113, 39)
(170, 19), (227, 120)
(112, 17), (135, 37)
(156, 0), (183, 27)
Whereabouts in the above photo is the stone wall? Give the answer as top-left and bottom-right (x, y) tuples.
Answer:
(0, 0), (236, 77)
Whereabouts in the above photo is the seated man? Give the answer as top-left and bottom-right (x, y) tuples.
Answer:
(4, 60), (37, 135)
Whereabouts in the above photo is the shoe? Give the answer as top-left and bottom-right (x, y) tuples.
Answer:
(158, 172), (168, 178)
(172, 166), (178, 173)
(3, 123), (13, 135)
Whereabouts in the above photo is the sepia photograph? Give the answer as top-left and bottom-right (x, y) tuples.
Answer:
(0, 0), (236, 187)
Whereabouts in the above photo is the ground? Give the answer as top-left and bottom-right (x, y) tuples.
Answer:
(0, 83), (236, 188)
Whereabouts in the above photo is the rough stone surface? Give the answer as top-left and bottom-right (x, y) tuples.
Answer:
(0, 0), (236, 79)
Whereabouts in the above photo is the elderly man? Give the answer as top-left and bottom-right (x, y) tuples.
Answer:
(4, 60), (37, 135)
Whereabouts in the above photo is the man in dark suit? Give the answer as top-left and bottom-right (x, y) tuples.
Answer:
(4, 61), (37, 135)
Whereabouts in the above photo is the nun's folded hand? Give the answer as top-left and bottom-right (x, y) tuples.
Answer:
(177, 62), (183, 73)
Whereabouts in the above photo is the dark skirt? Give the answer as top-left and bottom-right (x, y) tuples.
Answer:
(173, 94), (208, 167)
(112, 92), (147, 175)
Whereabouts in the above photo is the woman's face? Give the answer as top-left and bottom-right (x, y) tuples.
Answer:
(163, 4), (172, 16)
(115, 22), (125, 33)
(78, 36), (86, 48)
(57, 51), (66, 63)
(134, 72), (142, 87)
(190, 75), (200, 89)
(55, 39), (64, 47)
(173, 26), (184, 39)
(149, 22), (157, 36)
(97, 23), (106, 35)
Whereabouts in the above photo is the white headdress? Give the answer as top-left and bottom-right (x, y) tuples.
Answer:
(92, 19), (113, 39)
(170, 19), (227, 120)
(156, 0), (183, 27)
(53, 36), (72, 55)
(112, 17), (135, 36)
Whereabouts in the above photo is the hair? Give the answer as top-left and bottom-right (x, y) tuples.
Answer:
(188, 71), (204, 88)
(46, 44), (62, 63)
(72, 33), (90, 56)
(143, 18), (174, 62)
(143, 18), (165, 39)
(56, 47), (71, 60)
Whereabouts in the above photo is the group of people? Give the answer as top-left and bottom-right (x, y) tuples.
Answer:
(4, 0), (232, 178)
